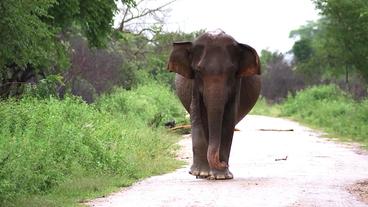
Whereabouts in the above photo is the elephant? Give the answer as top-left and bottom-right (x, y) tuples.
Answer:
(167, 30), (261, 180)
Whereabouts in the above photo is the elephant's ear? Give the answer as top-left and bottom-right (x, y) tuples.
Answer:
(237, 43), (261, 77)
(167, 42), (194, 79)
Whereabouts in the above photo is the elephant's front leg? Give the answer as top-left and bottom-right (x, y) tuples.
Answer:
(214, 115), (235, 179)
(190, 122), (210, 178)
(209, 101), (236, 180)
(189, 92), (210, 178)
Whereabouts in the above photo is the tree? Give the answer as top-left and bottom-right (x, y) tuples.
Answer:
(112, 0), (179, 78)
(60, 35), (132, 103)
(290, 19), (351, 84)
(260, 50), (305, 102)
(110, 30), (202, 88)
(312, 0), (368, 82)
(116, 0), (175, 36)
(60, 1), (198, 100)
(0, 0), (135, 98)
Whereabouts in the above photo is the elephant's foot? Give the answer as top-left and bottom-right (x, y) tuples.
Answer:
(189, 163), (210, 179)
(208, 168), (233, 180)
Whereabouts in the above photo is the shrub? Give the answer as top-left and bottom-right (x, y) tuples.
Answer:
(96, 82), (187, 126)
(250, 97), (281, 116)
(0, 83), (185, 204)
(280, 85), (368, 144)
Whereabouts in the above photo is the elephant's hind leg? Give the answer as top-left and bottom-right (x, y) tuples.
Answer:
(237, 75), (261, 123)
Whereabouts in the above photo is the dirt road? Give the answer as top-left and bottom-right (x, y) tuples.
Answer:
(87, 115), (368, 207)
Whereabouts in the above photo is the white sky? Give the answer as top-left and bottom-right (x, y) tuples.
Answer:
(163, 0), (320, 52)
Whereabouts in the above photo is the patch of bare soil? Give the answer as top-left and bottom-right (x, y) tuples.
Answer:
(349, 180), (368, 204)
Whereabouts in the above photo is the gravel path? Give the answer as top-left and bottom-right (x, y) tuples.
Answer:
(87, 115), (368, 207)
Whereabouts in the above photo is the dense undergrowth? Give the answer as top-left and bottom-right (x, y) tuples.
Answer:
(0, 82), (186, 207)
(252, 85), (368, 147)
(96, 83), (187, 126)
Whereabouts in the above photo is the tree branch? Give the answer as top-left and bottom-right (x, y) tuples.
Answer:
(118, 0), (176, 32)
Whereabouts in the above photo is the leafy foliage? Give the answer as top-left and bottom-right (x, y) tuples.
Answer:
(0, 0), (134, 98)
(290, 19), (343, 81)
(0, 83), (184, 205)
(0, 0), (66, 70)
(281, 85), (368, 145)
(291, 0), (368, 83)
(250, 98), (281, 116)
(111, 30), (202, 88)
(312, 0), (368, 79)
(252, 85), (368, 147)
(96, 82), (187, 126)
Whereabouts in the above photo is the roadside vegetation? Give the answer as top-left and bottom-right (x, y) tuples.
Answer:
(252, 85), (368, 147)
(281, 85), (368, 144)
(252, 0), (368, 148)
(0, 1), (192, 205)
(250, 98), (281, 117)
(0, 82), (186, 207)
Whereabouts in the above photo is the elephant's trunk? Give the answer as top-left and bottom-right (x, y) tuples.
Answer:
(203, 85), (228, 170)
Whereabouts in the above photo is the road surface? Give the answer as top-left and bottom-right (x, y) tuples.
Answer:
(87, 115), (368, 207)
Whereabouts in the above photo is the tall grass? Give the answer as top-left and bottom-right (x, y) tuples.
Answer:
(96, 83), (187, 126)
(252, 85), (368, 147)
(280, 85), (368, 145)
(0, 82), (185, 206)
(250, 98), (281, 116)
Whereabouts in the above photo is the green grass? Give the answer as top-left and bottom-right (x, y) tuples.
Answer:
(96, 83), (187, 126)
(250, 98), (281, 116)
(0, 82), (186, 207)
(7, 175), (135, 207)
(252, 85), (368, 147)
(280, 85), (368, 145)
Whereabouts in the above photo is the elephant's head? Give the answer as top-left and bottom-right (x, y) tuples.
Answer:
(167, 30), (260, 170)
(168, 30), (260, 79)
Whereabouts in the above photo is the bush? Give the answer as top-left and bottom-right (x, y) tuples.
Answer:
(281, 85), (347, 116)
(280, 85), (368, 144)
(250, 97), (281, 116)
(0, 83), (185, 205)
(96, 82), (187, 127)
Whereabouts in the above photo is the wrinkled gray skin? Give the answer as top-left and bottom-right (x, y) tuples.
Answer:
(168, 30), (261, 180)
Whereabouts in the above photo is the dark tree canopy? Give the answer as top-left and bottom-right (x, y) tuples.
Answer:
(0, 0), (135, 68)
(0, 0), (135, 97)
